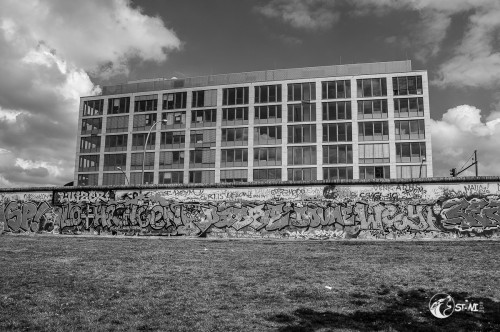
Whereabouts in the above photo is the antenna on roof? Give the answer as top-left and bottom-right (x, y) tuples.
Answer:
(339, 56), (342, 65)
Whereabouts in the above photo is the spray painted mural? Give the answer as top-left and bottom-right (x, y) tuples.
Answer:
(1, 181), (500, 239)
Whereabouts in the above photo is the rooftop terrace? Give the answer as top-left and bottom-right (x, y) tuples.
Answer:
(100, 60), (415, 96)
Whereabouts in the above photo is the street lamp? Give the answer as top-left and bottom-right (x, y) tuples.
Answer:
(419, 157), (426, 178)
(142, 119), (168, 184)
(116, 167), (130, 185)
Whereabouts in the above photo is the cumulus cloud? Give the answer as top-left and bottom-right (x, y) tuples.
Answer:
(0, 0), (181, 187)
(431, 105), (500, 177)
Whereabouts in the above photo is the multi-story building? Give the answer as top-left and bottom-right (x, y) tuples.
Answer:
(75, 60), (433, 186)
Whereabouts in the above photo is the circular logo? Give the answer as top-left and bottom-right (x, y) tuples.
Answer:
(429, 293), (455, 319)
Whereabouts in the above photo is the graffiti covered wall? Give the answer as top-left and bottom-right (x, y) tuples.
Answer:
(1, 180), (500, 239)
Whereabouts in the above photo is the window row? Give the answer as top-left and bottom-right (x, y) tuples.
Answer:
(77, 163), (429, 185)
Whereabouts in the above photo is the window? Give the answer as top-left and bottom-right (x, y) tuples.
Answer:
(221, 128), (248, 146)
(130, 152), (154, 170)
(189, 149), (215, 167)
(102, 173), (126, 185)
(254, 126), (282, 145)
(255, 105), (282, 123)
(393, 76), (423, 95)
(222, 107), (248, 124)
(161, 111), (186, 128)
(134, 95), (158, 112)
(253, 169), (282, 182)
(103, 153), (126, 171)
(323, 145), (353, 164)
(78, 155), (99, 172)
(359, 144), (390, 163)
(322, 102), (351, 121)
(104, 134), (128, 152)
(191, 109), (217, 126)
(255, 85), (282, 103)
(287, 82), (316, 101)
(133, 113), (157, 131)
(192, 89), (217, 107)
(163, 92), (187, 110)
(287, 168), (317, 181)
(358, 121), (389, 141)
(287, 146), (317, 165)
(159, 151), (184, 169)
(80, 136), (101, 153)
(132, 133), (156, 150)
(160, 131), (185, 148)
(357, 100), (388, 119)
(323, 167), (353, 180)
(397, 165), (427, 179)
(190, 129), (216, 147)
(108, 97), (130, 114)
(394, 97), (424, 117)
(254, 147), (282, 166)
(396, 142), (426, 163)
(221, 148), (248, 167)
(130, 172), (154, 185)
(395, 120), (425, 140)
(356, 78), (387, 97)
(323, 123), (352, 142)
(83, 99), (103, 116)
(223, 87), (249, 105)
(159, 171), (184, 184)
(81, 118), (102, 134)
(322, 80), (351, 99)
(359, 166), (390, 179)
(189, 170), (215, 183)
(287, 104), (315, 122)
(220, 169), (248, 183)
(77, 174), (98, 186)
(288, 124), (316, 143)
(106, 115), (129, 133)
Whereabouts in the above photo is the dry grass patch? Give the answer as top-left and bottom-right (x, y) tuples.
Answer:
(0, 236), (499, 331)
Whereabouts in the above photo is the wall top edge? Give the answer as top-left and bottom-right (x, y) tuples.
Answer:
(1, 176), (499, 193)
(82, 60), (421, 98)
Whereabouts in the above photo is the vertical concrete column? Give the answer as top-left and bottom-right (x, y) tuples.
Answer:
(156, 93), (163, 184)
(351, 78), (359, 179)
(315, 79), (323, 180)
(281, 83), (288, 181)
(214, 87), (223, 183)
(98, 97), (109, 185)
(386, 76), (397, 179)
(74, 99), (84, 185)
(183, 91), (193, 184)
(247, 85), (255, 182)
(422, 71), (433, 177)
(125, 96), (134, 184)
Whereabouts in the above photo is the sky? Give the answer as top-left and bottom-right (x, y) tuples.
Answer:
(0, 0), (500, 187)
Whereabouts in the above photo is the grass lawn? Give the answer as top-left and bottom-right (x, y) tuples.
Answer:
(0, 236), (499, 331)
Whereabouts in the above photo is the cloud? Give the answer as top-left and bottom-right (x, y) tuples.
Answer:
(0, 0), (181, 187)
(255, 0), (339, 30)
(431, 105), (500, 177)
(256, 0), (500, 88)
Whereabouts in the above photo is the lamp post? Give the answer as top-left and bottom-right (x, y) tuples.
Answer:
(142, 119), (167, 184)
(419, 157), (426, 178)
(116, 167), (130, 185)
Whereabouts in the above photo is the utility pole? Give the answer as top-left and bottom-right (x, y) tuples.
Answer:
(450, 150), (478, 177)
(474, 150), (478, 177)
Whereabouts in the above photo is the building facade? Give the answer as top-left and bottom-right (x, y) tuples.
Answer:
(75, 60), (433, 186)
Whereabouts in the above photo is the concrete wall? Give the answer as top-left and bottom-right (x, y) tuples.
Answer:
(1, 178), (499, 239)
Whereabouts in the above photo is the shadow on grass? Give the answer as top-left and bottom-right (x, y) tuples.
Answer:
(268, 289), (500, 332)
